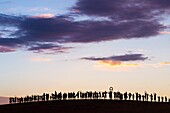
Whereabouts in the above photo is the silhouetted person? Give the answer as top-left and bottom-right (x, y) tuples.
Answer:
(153, 93), (157, 102)
(42, 93), (46, 101)
(124, 92), (128, 100)
(14, 97), (17, 103)
(114, 92), (121, 100)
(150, 94), (153, 102)
(72, 92), (76, 99)
(46, 93), (49, 101)
(87, 91), (93, 99)
(109, 91), (113, 100)
(145, 91), (149, 101)
(165, 96), (167, 102)
(109, 87), (113, 99)
(63, 93), (67, 100)
(33, 95), (37, 101)
(81, 92), (85, 99)
(128, 93), (132, 100)
(132, 94), (135, 100)
(158, 96), (160, 102)
(9, 97), (12, 104)
(55, 91), (58, 100)
(138, 94), (141, 101)
(142, 95), (145, 101)
(50, 93), (55, 100)
(98, 92), (101, 98)
(20, 97), (23, 103)
(114, 92), (117, 99)
(93, 91), (99, 99)
(58, 92), (62, 100)
(76, 91), (80, 99)
(161, 97), (164, 102)
(102, 91), (107, 99)
(68, 92), (72, 99)
(85, 92), (88, 99)
(120, 93), (123, 100)
(136, 93), (139, 101)
(37, 95), (40, 101)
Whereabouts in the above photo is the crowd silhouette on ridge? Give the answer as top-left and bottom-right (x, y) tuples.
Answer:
(9, 87), (170, 104)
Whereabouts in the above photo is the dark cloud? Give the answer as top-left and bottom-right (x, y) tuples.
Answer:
(0, 0), (169, 53)
(73, 0), (170, 20)
(0, 38), (24, 47)
(27, 43), (72, 54)
(82, 54), (148, 62)
(0, 46), (15, 53)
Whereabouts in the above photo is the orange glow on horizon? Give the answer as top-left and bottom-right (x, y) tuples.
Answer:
(99, 60), (139, 68)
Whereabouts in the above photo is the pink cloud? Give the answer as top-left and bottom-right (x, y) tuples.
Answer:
(31, 13), (55, 18)
(160, 31), (170, 34)
(0, 46), (15, 53)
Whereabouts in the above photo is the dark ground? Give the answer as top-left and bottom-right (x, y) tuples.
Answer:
(0, 100), (169, 113)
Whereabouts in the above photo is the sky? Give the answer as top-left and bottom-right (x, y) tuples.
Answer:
(0, 0), (170, 104)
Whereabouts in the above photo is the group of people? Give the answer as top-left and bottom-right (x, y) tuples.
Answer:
(9, 87), (170, 104)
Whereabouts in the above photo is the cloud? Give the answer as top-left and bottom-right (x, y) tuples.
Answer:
(31, 14), (55, 19)
(0, 46), (15, 53)
(28, 43), (72, 54)
(82, 54), (148, 61)
(99, 60), (139, 67)
(160, 31), (170, 34)
(29, 7), (51, 12)
(160, 62), (170, 65)
(82, 53), (147, 68)
(73, 0), (170, 20)
(31, 57), (52, 62)
(0, 14), (164, 53)
(1, 0), (170, 53)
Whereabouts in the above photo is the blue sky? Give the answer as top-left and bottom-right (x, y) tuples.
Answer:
(0, 0), (170, 104)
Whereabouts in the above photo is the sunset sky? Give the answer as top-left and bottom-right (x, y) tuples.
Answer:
(0, 0), (170, 104)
